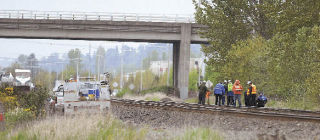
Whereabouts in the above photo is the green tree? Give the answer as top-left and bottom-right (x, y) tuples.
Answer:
(26, 53), (39, 81)
(162, 52), (167, 61)
(142, 57), (151, 69)
(193, 0), (273, 70)
(150, 50), (159, 61)
(65, 48), (82, 79)
(18, 85), (49, 117)
(222, 36), (270, 93)
(17, 54), (28, 68)
(267, 26), (320, 98)
(219, 26), (320, 103)
(34, 69), (56, 89)
(60, 65), (76, 80)
(193, 0), (320, 74)
(4, 62), (21, 76)
(269, 0), (320, 35)
(189, 69), (199, 91)
(68, 48), (81, 69)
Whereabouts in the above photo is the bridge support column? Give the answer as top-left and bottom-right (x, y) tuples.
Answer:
(173, 23), (191, 99)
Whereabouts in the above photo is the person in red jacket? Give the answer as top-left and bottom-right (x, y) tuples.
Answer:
(232, 80), (243, 107)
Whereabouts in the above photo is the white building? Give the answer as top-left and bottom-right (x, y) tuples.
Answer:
(149, 58), (204, 76)
(149, 61), (172, 76)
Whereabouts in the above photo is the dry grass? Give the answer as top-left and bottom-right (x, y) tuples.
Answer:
(2, 113), (148, 140)
(0, 112), (225, 140)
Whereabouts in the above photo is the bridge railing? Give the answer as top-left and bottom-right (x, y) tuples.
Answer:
(0, 10), (195, 23)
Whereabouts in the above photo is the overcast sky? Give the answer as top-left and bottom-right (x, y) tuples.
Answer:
(0, 0), (196, 63)
(0, 0), (195, 14)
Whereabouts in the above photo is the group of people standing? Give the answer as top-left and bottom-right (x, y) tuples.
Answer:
(198, 80), (267, 107)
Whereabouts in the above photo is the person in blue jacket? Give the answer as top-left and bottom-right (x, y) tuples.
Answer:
(256, 92), (268, 107)
(214, 82), (225, 106)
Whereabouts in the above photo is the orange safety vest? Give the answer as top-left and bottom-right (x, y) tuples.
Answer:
(247, 84), (257, 95)
(232, 85), (243, 94)
(206, 91), (211, 98)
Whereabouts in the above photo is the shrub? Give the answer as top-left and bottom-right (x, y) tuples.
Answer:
(0, 91), (18, 111)
(18, 85), (49, 117)
(140, 86), (177, 95)
(116, 88), (129, 98)
(5, 108), (34, 129)
(176, 128), (224, 140)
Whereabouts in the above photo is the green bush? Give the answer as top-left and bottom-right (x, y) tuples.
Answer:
(145, 97), (161, 101)
(175, 128), (224, 140)
(116, 88), (130, 98)
(140, 86), (174, 95)
(5, 108), (34, 129)
(189, 69), (199, 92)
(184, 98), (198, 103)
(88, 119), (148, 140)
(18, 86), (49, 117)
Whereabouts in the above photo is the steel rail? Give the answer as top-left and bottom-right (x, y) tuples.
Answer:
(111, 98), (320, 122)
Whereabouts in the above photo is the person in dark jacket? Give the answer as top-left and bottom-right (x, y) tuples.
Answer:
(256, 92), (268, 107)
(198, 81), (207, 105)
(214, 82), (225, 106)
(222, 80), (228, 105)
(244, 91), (249, 106)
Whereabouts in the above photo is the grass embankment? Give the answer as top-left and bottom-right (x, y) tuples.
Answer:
(266, 99), (320, 111)
(123, 92), (182, 102)
(0, 113), (148, 140)
(184, 96), (320, 111)
(175, 128), (223, 140)
(116, 86), (177, 98)
(118, 86), (320, 111)
(0, 113), (224, 140)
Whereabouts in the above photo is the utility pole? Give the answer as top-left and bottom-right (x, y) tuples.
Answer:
(89, 44), (91, 78)
(167, 45), (170, 86)
(140, 54), (143, 92)
(120, 52), (123, 89)
(77, 51), (80, 82)
(198, 61), (201, 83)
(103, 55), (106, 76)
(76, 61), (79, 81)
(97, 54), (100, 81)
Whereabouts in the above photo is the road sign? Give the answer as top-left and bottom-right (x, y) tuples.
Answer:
(129, 84), (135, 90)
(113, 82), (118, 87)
(206, 80), (213, 88)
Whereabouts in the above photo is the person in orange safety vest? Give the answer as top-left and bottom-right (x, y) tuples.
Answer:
(247, 81), (257, 106)
(206, 91), (211, 104)
(232, 80), (243, 107)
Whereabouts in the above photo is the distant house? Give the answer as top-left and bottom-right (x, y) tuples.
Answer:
(149, 58), (203, 76)
(149, 61), (171, 76)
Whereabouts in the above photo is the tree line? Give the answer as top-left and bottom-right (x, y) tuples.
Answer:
(194, 0), (320, 109)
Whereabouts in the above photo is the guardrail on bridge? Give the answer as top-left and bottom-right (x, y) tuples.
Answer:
(0, 10), (195, 23)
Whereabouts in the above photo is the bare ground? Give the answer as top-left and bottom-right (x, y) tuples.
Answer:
(111, 101), (320, 140)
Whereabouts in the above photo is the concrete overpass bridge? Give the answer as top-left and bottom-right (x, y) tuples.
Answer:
(0, 10), (208, 99)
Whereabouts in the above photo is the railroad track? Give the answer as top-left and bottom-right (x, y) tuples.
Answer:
(111, 98), (320, 122)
